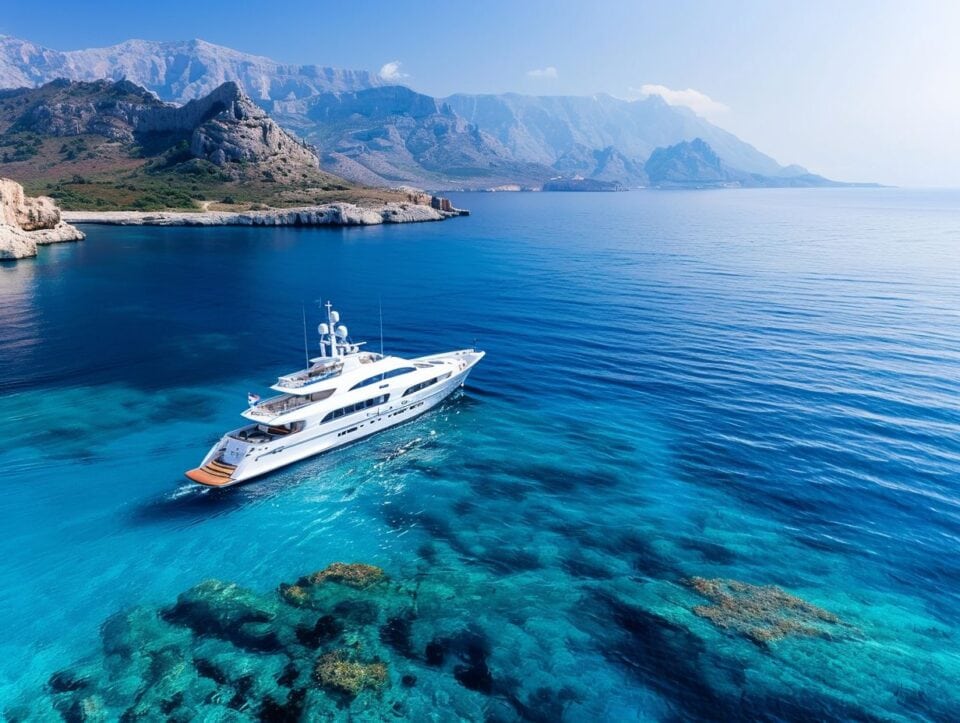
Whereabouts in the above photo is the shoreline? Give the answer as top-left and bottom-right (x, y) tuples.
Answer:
(62, 201), (468, 227)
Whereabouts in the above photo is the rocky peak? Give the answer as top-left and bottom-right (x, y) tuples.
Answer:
(183, 82), (320, 171)
(2, 78), (320, 175)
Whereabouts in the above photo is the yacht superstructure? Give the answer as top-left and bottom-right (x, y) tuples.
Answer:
(186, 302), (484, 487)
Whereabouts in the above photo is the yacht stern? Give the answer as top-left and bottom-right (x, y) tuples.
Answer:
(185, 459), (238, 487)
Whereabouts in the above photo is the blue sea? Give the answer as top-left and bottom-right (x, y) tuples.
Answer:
(1, 189), (959, 721)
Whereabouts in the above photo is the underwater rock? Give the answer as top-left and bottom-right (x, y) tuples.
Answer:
(380, 612), (416, 658)
(70, 694), (107, 722)
(194, 657), (229, 685)
(308, 562), (386, 589)
(101, 606), (190, 660)
(276, 661), (300, 688)
(48, 669), (92, 693)
(425, 639), (446, 666)
(686, 577), (844, 645)
(313, 649), (388, 697)
(18, 562), (509, 720)
(453, 650), (493, 694)
(332, 599), (380, 627)
(509, 685), (581, 723)
(296, 614), (343, 648)
(162, 579), (281, 651)
(259, 687), (307, 722)
(278, 583), (309, 607)
(447, 630), (494, 694)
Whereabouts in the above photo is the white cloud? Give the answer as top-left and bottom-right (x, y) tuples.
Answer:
(378, 60), (408, 82)
(526, 66), (558, 79)
(631, 84), (729, 118)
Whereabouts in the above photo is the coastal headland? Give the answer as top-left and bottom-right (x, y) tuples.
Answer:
(63, 201), (468, 227)
(1, 173), (466, 260)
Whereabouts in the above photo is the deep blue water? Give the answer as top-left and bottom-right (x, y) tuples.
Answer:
(1, 189), (959, 720)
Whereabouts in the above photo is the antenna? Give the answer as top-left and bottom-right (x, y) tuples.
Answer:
(379, 296), (384, 357)
(301, 302), (309, 368)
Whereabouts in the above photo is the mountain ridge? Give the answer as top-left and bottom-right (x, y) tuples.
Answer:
(0, 78), (410, 210)
(0, 35), (383, 102)
(0, 35), (854, 189)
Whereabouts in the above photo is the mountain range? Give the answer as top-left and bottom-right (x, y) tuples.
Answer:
(0, 78), (387, 210)
(0, 35), (856, 189)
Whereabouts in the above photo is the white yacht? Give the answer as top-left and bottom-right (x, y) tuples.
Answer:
(186, 302), (484, 487)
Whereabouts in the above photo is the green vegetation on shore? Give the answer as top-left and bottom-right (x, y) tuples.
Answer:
(0, 80), (412, 212)
(2, 133), (408, 212)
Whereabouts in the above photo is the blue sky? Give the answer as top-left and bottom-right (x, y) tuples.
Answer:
(3, 0), (958, 186)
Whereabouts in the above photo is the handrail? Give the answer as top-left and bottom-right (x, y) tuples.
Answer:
(248, 393), (314, 416)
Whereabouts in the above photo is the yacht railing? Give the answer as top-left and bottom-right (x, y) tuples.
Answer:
(276, 361), (344, 389)
(247, 393), (314, 417)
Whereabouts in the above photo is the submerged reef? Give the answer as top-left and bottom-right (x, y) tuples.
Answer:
(686, 576), (846, 645)
(308, 562), (387, 589)
(314, 650), (388, 696)
(7, 551), (948, 721)
(4, 561), (528, 721)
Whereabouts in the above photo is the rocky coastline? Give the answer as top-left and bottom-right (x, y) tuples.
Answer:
(62, 201), (468, 228)
(0, 178), (85, 259)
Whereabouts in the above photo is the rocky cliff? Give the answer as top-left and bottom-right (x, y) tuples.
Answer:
(0, 177), (84, 259)
(1, 79), (319, 178)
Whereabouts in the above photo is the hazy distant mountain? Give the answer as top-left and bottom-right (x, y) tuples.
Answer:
(444, 93), (785, 178)
(0, 36), (382, 103)
(276, 86), (555, 187)
(0, 35), (851, 189)
(644, 138), (856, 188)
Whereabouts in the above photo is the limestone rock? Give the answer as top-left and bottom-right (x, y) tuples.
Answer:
(61, 200), (463, 228)
(185, 82), (320, 174)
(0, 226), (37, 259)
(0, 177), (60, 229)
(3, 79), (322, 181)
(0, 177), (84, 259)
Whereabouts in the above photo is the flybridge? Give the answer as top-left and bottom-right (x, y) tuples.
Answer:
(271, 302), (379, 393)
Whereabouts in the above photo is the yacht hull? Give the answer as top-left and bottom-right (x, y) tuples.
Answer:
(187, 350), (482, 488)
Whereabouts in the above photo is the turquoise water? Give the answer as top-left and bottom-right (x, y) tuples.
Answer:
(1, 189), (959, 720)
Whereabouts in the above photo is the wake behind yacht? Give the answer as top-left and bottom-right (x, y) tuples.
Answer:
(186, 302), (484, 487)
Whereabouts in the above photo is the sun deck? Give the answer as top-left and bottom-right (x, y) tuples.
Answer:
(241, 392), (328, 423)
(271, 352), (383, 393)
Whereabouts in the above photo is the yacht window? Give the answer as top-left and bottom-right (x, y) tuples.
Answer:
(350, 367), (417, 390)
(321, 394), (390, 423)
(402, 372), (452, 397)
(309, 389), (335, 401)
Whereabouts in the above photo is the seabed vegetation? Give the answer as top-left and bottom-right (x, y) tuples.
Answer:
(686, 577), (849, 645)
(6, 550), (926, 722)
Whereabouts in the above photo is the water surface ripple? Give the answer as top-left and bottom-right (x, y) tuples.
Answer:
(1, 189), (958, 720)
